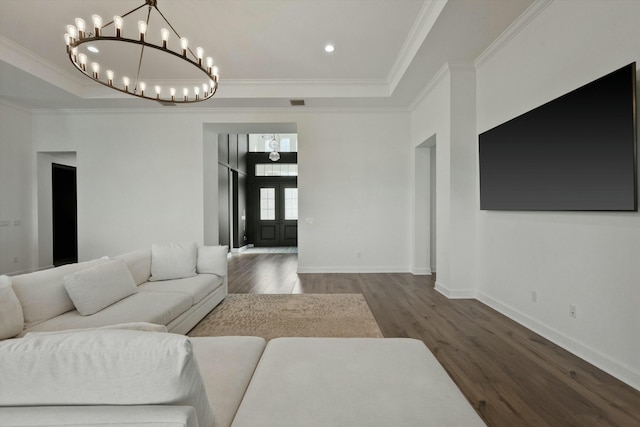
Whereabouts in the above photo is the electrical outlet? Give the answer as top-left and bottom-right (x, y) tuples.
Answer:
(531, 291), (537, 303)
(569, 304), (577, 319)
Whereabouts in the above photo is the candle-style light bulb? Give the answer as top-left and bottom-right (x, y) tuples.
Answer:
(114, 16), (123, 37)
(161, 28), (170, 48)
(91, 62), (99, 78)
(139, 82), (146, 96)
(183, 87), (189, 101)
(203, 83), (208, 94)
(206, 57), (213, 73)
(64, 34), (72, 52)
(106, 70), (114, 85)
(78, 53), (87, 71)
(66, 24), (78, 40)
(138, 21), (147, 41)
(92, 15), (102, 36)
(155, 85), (161, 99)
(180, 37), (188, 56)
(194, 86), (200, 100)
(75, 18), (86, 38)
(196, 47), (204, 65)
(170, 87), (176, 101)
(212, 66), (219, 78)
(123, 76), (130, 91)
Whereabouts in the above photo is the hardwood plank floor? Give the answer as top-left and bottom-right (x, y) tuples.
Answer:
(226, 252), (640, 427)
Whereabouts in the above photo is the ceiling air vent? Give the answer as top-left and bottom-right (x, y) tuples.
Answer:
(290, 99), (305, 106)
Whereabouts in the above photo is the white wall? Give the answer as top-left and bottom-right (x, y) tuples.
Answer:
(31, 109), (411, 272)
(475, 0), (640, 389)
(296, 112), (411, 272)
(0, 102), (34, 275)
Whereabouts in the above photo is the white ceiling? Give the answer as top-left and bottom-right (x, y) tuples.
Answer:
(0, 0), (534, 110)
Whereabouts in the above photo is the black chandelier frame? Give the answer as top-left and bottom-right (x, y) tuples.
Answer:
(65, 0), (218, 104)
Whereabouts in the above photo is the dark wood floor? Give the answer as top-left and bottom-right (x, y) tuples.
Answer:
(227, 252), (640, 427)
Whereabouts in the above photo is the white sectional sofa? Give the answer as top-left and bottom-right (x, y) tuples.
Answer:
(0, 330), (486, 427)
(0, 242), (486, 426)
(0, 243), (229, 338)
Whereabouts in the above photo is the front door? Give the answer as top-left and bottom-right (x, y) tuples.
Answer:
(254, 183), (298, 247)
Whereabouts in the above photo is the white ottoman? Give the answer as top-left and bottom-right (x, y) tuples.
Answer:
(231, 337), (485, 427)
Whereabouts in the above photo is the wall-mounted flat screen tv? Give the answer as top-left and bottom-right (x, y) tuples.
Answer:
(479, 62), (637, 211)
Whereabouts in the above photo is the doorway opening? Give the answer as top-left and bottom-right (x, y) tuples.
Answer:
(52, 163), (78, 266)
(413, 136), (436, 275)
(203, 124), (299, 253)
(247, 135), (298, 248)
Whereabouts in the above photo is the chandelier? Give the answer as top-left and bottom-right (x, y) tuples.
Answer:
(64, 0), (219, 104)
(262, 134), (281, 161)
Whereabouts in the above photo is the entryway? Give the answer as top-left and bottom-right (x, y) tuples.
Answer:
(254, 182), (298, 247)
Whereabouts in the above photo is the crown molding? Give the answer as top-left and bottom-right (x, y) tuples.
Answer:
(31, 105), (410, 116)
(2, 34), (393, 101)
(388, 0), (449, 93)
(474, 0), (554, 69)
(0, 35), (86, 97)
(0, 97), (32, 113)
(218, 79), (389, 98)
(408, 62), (451, 111)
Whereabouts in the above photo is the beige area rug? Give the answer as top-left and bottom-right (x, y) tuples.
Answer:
(188, 294), (384, 340)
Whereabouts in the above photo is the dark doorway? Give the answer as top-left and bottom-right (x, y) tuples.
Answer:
(52, 163), (77, 266)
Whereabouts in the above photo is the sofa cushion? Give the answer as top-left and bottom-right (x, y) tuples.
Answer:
(11, 258), (109, 328)
(114, 249), (152, 285)
(231, 337), (486, 427)
(0, 275), (23, 339)
(138, 274), (222, 305)
(150, 242), (197, 281)
(190, 337), (266, 427)
(0, 330), (214, 427)
(20, 292), (192, 336)
(24, 322), (168, 338)
(64, 260), (138, 315)
(197, 245), (228, 276)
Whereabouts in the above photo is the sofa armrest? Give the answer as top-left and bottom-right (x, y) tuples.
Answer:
(0, 405), (198, 427)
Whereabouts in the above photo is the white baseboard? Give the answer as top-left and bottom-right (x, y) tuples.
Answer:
(231, 245), (250, 253)
(477, 291), (640, 391)
(411, 267), (432, 275)
(297, 266), (410, 274)
(435, 281), (476, 299)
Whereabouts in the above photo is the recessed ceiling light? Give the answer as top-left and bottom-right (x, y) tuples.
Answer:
(324, 44), (335, 53)
(87, 46), (99, 53)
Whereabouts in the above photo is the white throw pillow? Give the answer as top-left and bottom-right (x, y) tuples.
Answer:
(0, 275), (24, 339)
(0, 330), (214, 427)
(64, 260), (138, 315)
(11, 257), (109, 328)
(150, 242), (197, 281)
(196, 245), (228, 276)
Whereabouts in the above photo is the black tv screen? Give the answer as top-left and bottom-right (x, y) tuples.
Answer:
(479, 63), (637, 211)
